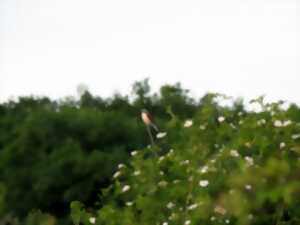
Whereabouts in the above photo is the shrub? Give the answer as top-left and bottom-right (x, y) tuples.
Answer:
(71, 97), (300, 225)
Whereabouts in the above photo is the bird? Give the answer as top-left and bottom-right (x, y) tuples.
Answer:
(141, 109), (159, 132)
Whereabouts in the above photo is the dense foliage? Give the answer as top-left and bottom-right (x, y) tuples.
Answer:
(71, 96), (300, 225)
(1, 80), (300, 225)
(0, 80), (198, 225)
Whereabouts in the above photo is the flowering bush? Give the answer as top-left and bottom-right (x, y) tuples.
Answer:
(71, 97), (300, 225)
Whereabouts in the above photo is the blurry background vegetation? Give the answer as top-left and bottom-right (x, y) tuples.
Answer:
(0, 79), (200, 225)
(1, 79), (300, 225)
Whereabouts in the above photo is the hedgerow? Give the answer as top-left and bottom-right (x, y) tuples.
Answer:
(71, 96), (300, 225)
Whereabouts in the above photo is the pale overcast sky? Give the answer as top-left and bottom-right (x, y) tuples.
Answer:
(0, 0), (299, 103)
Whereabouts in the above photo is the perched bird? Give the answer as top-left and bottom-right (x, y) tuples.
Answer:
(141, 109), (159, 132)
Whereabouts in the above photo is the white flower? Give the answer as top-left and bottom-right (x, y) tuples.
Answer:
(122, 185), (131, 193)
(89, 217), (96, 224)
(214, 205), (227, 215)
(131, 151), (138, 156)
(230, 149), (239, 157)
(173, 179), (180, 184)
(280, 142), (286, 149)
(126, 201), (133, 206)
(210, 159), (216, 163)
(159, 171), (164, 176)
(156, 132), (167, 139)
(218, 116), (225, 122)
(184, 119), (193, 127)
(274, 120), (283, 127)
(199, 124), (206, 130)
(162, 222), (168, 225)
(282, 120), (292, 127)
(158, 180), (168, 187)
(245, 156), (254, 166)
(245, 184), (252, 190)
(210, 216), (216, 221)
(199, 180), (209, 187)
(133, 170), (141, 176)
(167, 202), (175, 209)
(168, 213), (178, 220)
(292, 134), (300, 139)
(283, 120), (292, 126)
(187, 203), (198, 210)
(167, 149), (174, 157)
(113, 171), (121, 179)
(158, 156), (165, 162)
(118, 163), (125, 169)
(225, 219), (230, 224)
(245, 142), (251, 148)
(180, 160), (190, 165)
(185, 220), (191, 225)
(257, 119), (266, 126)
(200, 165), (208, 174)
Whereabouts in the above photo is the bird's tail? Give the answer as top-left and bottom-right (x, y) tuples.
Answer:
(150, 122), (159, 132)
